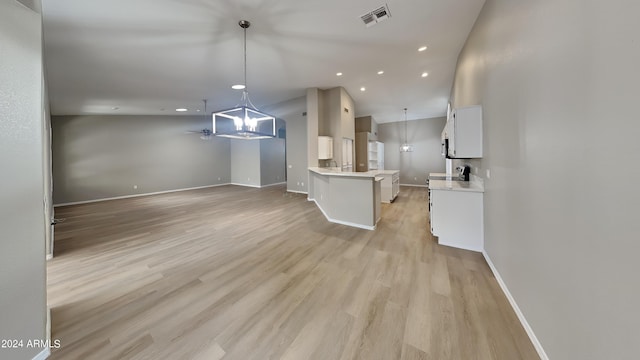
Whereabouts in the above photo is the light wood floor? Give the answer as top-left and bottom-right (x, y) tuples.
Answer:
(48, 185), (539, 360)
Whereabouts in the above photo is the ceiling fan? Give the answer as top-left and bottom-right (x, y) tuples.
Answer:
(185, 99), (213, 140)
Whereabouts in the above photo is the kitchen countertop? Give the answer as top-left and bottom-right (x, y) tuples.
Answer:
(308, 167), (399, 178)
(428, 179), (484, 193)
(429, 172), (464, 180)
(375, 170), (400, 175)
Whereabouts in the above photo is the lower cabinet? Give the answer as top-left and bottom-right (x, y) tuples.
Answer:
(380, 171), (399, 203)
(429, 189), (483, 252)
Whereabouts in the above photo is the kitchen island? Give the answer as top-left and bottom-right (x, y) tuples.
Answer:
(308, 167), (383, 230)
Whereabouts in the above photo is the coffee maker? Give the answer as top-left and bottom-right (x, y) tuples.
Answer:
(456, 165), (471, 181)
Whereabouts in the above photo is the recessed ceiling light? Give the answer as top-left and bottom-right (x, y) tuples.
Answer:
(377, 71), (384, 75)
(231, 84), (246, 90)
(418, 46), (428, 52)
(196, 109), (201, 112)
(360, 87), (366, 91)
(421, 72), (429, 78)
(336, 72), (343, 76)
(176, 108), (188, 112)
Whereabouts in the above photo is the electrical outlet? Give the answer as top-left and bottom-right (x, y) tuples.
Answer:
(133, 185), (138, 189)
(288, 165), (292, 169)
(486, 169), (491, 179)
(217, 177), (221, 181)
(301, 182), (304, 187)
(414, 177), (417, 181)
(297, 182), (300, 186)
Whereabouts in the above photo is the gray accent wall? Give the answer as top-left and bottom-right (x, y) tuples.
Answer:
(230, 140), (260, 187)
(264, 96), (308, 193)
(260, 138), (286, 186)
(52, 115), (231, 204)
(451, 1), (640, 359)
(378, 117), (447, 186)
(0, 1), (47, 359)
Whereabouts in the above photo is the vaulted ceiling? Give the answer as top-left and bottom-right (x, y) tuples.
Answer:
(42, 0), (485, 123)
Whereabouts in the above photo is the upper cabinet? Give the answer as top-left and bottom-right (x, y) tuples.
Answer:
(318, 136), (334, 160)
(447, 105), (483, 159)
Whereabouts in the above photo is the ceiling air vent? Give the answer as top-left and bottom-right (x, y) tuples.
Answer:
(360, 4), (391, 27)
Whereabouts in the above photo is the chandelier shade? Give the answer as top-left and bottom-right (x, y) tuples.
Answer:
(400, 108), (413, 152)
(212, 20), (276, 140)
(213, 105), (276, 139)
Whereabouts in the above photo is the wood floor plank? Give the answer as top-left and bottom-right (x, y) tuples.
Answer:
(47, 185), (539, 360)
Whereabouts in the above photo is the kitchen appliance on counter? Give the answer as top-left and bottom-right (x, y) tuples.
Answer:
(456, 165), (471, 181)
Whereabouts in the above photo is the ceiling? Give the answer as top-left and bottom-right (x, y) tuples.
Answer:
(42, 0), (485, 123)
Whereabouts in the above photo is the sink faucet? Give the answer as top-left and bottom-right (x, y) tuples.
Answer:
(328, 160), (338, 168)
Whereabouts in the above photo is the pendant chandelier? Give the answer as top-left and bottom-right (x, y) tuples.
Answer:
(212, 20), (276, 140)
(400, 108), (413, 152)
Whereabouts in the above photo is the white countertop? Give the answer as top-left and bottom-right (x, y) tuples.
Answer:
(428, 179), (484, 193)
(375, 170), (400, 175)
(429, 172), (457, 180)
(309, 167), (377, 178)
(309, 167), (400, 179)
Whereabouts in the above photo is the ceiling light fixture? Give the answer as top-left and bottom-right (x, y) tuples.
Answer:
(176, 108), (188, 112)
(212, 20), (276, 140)
(377, 70), (384, 75)
(336, 72), (343, 76)
(421, 72), (429, 78)
(400, 108), (413, 152)
(360, 87), (366, 91)
(231, 84), (246, 90)
(418, 46), (428, 52)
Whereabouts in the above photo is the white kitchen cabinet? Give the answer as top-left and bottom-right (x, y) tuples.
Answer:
(447, 105), (483, 158)
(429, 189), (483, 252)
(377, 142), (384, 170)
(367, 141), (378, 170)
(368, 141), (384, 170)
(318, 136), (333, 160)
(380, 171), (399, 203)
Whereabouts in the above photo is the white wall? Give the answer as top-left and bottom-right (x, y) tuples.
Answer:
(451, 0), (640, 359)
(0, 1), (48, 359)
(52, 115), (231, 204)
(378, 117), (447, 185)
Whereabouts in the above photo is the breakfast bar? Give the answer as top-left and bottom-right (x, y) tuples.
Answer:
(308, 167), (382, 230)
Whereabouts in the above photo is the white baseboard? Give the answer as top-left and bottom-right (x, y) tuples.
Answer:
(259, 181), (287, 188)
(400, 183), (428, 188)
(230, 183), (261, 188)
(310, 199), (375, 231)
(32, 347), (50, 360)
(287, 189), (308, 195)
(482, 250), (549, 360)
(54, 183), (231, 207)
